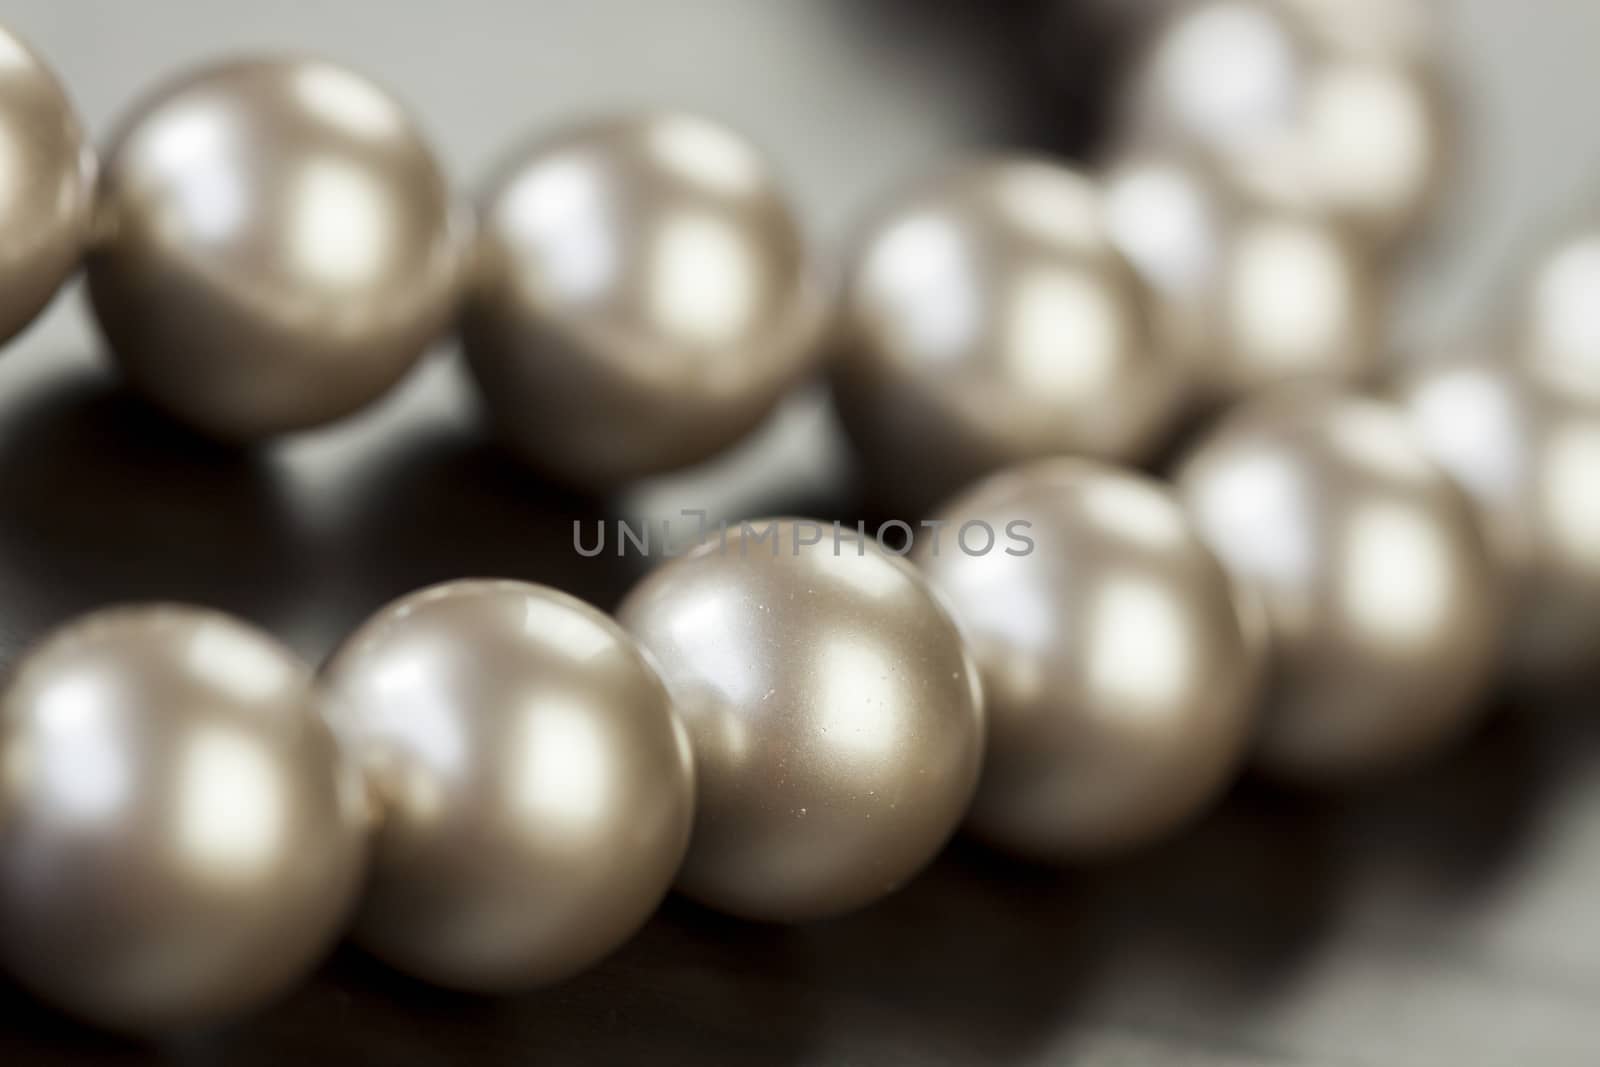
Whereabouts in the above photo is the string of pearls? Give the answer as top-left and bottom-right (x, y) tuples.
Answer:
(0, 1), (1597, 1037)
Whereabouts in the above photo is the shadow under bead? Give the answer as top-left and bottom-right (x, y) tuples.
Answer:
(617, 518), (985, 922)
(1398, 356), (1600, 683)
(831, 157), (1182, 519)
(1104, 150), (1381, 411)
(1116, 0), (1451, 252)
(87, 57), (464, 441)
(1175, 388), (1502, 783)
(0, 605), (367, 1033)
(320, 580), (694, 993)
(917, 459), (1263, 861)
(0, 23), (93, 348)
(462, 112), (824, 490)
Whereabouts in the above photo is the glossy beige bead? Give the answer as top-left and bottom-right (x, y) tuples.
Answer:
(463, 112), (821, 488)
(320, 580), (693, 992)
(88, 57), (462, 441)
(917, 460), (1262, 860)
(1119, 0), (1449, 249)
(617, 519), (985, 922)
(1105, 151), (1380, 407)
(832, 157), (1179, 516)
(0, 23), (92, 346)
(0, 606), (366, 1033)
(1175, 389), (1502, 782)
(1398, 357), (1600, 681)
(1515, 226), (1600, 400)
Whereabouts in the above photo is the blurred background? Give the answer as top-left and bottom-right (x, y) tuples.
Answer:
(2, 1), (1600, 1063)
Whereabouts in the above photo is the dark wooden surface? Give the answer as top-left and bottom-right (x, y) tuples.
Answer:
(3, 2), (1600, 1063)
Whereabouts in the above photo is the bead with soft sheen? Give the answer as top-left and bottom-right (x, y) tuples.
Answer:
(88, 57), (462, 440)
(918, 459), (1263, 859)
(618, 519), (985, 922)
(832, 157), (1180, 516)
(1175, 389), (1502, 782)
(321, 580), (694, 992)
(463, 112), (821, 488)
(0, 606), (367, 1033)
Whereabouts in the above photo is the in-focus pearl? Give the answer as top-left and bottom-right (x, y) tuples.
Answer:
(0, 23), (92, 346)
(617, 519), (985, 922)
(1397, 356), (1600, 681)
(832, 158), (1180, 517)
(1105, 150), (1380, 408)
(88, 58), (462, 440)
(463, 112), (821, 488)
(0, 606), (366, 1033)
(320, 580), (693, 992)
(917, 459), (1261, 860)
(1515, 226), (1600, 400)
(1175, 389), (1501, 782)
(1118, 0), (1449, 249)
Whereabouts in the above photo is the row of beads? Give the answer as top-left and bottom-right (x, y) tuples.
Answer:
(0, 0), (1597, 1041)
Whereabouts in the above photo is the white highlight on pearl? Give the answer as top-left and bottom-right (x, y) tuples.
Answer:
(139, 100), (247, 244)
(1341, 502), (1454, 649)
(32, 674), (132, 824)
(177, 727), (287, 884)
(993, 164), (1104, 247)
(187, 622), (301, 704)
(1081, 478), (1192, 551)
(1541, 423), (1600, 570)
(1086, 575), (1194, 717)
(1231, 220), (1351, 370)
(1158, 1), (1299, 146)
(499, 153), (618, 303)
(293, 64), (404, 139)
(510, 700), (614, 833)
(816, 638), (905, 761)
(1104, 164), (1220, 292)
(649, 114), (763, 196)
(1006, 267), (1122, 397)
(650, 212), (755, 345)
(858, 213), (980, 363)
(290, 158), (392, 288)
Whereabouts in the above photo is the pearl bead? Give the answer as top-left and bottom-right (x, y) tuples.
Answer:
(1515, 226), (1600, 400)
(1119, 0), (1449, 249)
(618, 519), (985, 922)
(88, 57), (463, 441)
(1105, 151), (1380, 408)
(1398, 356), (1600, 681)
(463, 113), (822, 489)
(918, 460), (1262, 860)
(0, 23), (92, 347)
(320, 580), (693, 992)
(1175, 389), (1502, 782)
(832, 158), (1180, 516)
(0, 607), (366, 1033)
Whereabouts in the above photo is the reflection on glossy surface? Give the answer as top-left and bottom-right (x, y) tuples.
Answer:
(321, 580), (693, 991)
(0, 606), (366, 1032)
(917, 459), (1261, 859)
(617, 519), (984, 921)
(1517, 229), (1600, 400)
(832, 158), (1179, 516)
(1398, 357), (1600, 680)
(0, 23), (91, 347)
(1105, 151), (1378, 407)
(1176, 389), (1501, 782)
(1119, 0), (1448, 249)
(88, 57), (462, 440)
(463, 112), (821, 488)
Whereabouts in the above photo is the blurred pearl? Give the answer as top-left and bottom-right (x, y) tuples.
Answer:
(89, 58), (462, 440)
(832, 158), (1179, 516)
(1119, 0), (1449, 249)
(463, 113), (821, 488)
(0, 23), (92, 346)
(0, 606), (365, 1033)
(1516, 227), (1600, 400)
(618, 519), (984, 922)
(1276, 0), (1439, 59)
(918, 460), (1261, 860)
(1175, 389), (1501, 782)
(1105, 151), (1380, 407)
(1397, 357), (1600, 681)
(321, 581), (693, 992)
